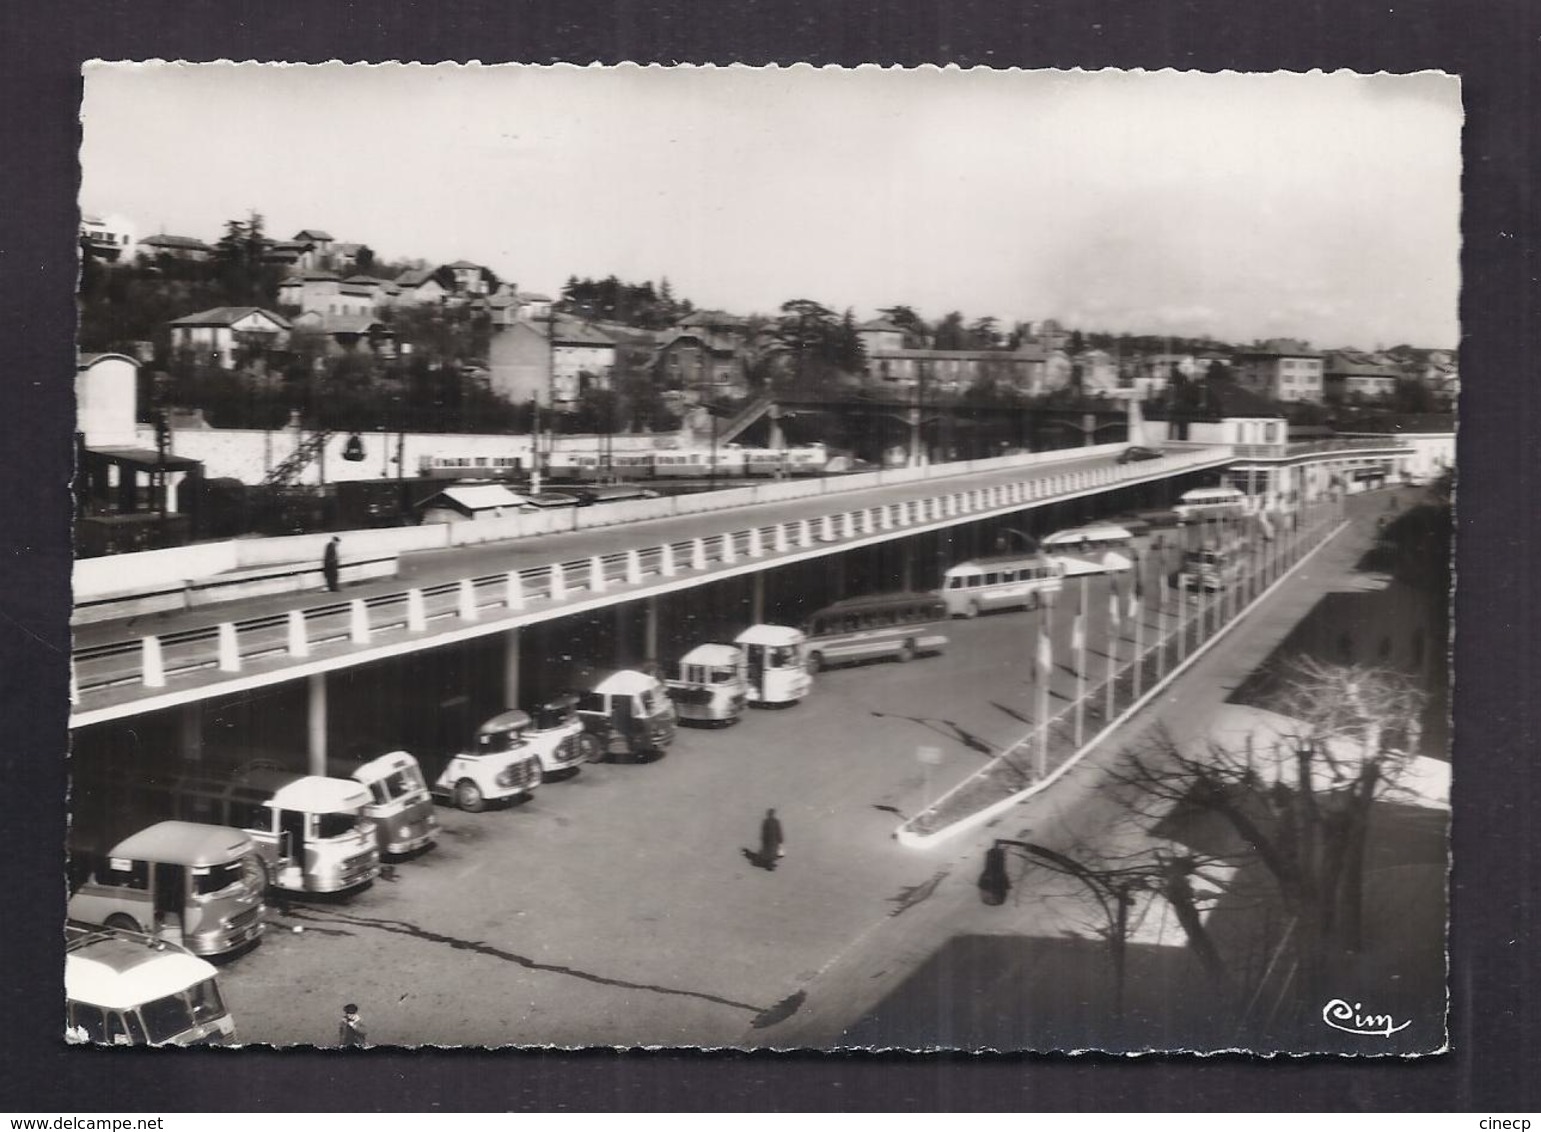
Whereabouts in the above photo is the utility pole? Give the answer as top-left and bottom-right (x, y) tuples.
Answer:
(545, 309), (557, 490)
(710, 403), (719, 493)
(154, 409), (169, 533)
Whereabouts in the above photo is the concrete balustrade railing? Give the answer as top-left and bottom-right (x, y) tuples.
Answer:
(459, 578), (480, 620)
(217, 623), (240, 673)
(141, 637), (165, 687)
(91, 447), (1240, 698)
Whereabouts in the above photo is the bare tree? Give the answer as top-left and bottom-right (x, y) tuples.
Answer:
(1110, 658), (1428, 1026)
(981, 836), (1231, 1020)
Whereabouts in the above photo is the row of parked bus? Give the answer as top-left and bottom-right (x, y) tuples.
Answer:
(62, 593), (971, 1044)
(938, 492), (1270, 617)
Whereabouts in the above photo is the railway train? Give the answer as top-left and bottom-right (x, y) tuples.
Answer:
(419, 444), (833, 483)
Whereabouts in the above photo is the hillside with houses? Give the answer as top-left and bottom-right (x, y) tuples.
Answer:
(80, 210), (1458, 447)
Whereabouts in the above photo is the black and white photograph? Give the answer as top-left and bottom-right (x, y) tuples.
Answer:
(65, 62), (1459, 1055)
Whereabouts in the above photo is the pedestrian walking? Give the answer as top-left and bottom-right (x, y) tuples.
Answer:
(323, 536), (341, 592)
(338, 1003), (367, 1047)
(759, 808), (784, 869)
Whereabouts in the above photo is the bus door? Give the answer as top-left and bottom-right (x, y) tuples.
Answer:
(612, 694), (636, 745)
(277, 808), (306, 874)
(152, 863), (182, 935)
(744, 645), (767, 696)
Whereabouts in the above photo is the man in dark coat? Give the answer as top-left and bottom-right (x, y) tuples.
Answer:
(322, 536), (341, 592)
(760, 808), (784, 869)
(338, 1003), (367, 1047)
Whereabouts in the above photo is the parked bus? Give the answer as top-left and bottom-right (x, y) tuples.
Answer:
(1174, 486), (1248, 524)
(1178, 537), (1250, 592)
(66, 926), (237, 1047)
(940, 553), (1065, 618)
(667, 644), (750, 726)
(428, 714), (547, 811)
(343, 751), (439, 857)
(803, 593), (950, 672)
(169, 768), (380, 896)
(1041, 523), (1137, 576)
(734, 624), (814, 706)
(67, 822), (266, 957)
(573, 669), (678, 761)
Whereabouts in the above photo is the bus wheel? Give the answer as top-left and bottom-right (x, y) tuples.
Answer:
(577, 733), (604, 764)
(455, 779), (486, 813)
(965, 600), (981, 619)
(807, 652), (824, 674)
(105, 914), (140, 934)
(896, 640), (916, 663)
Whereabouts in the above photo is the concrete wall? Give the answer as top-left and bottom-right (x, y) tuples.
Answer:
(75, 541), (240, 599)
(74, 553), (399, 625)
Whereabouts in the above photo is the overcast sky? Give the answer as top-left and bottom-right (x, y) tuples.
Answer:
(81, 64), (1461, 349)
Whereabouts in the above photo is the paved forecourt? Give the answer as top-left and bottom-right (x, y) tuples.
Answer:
(215, 564), (1137, 1047)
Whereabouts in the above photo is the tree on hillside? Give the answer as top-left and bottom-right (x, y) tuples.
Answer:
(968, 316), (1000, 349)
(558, 274), (687, 329)
(1393, 377), (1437, 414)
(879, 305), (930, 348)
(775, 298), (840, 386)
(834, 307), (866, 373)
(213, 211), (281, 306)
(1112, 659), (1429, 1029)
(932, 311), (967, 351)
